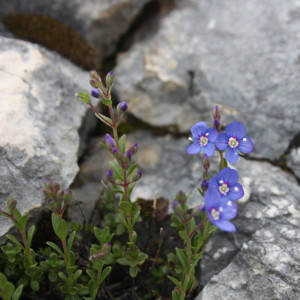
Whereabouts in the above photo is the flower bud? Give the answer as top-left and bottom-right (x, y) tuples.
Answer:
(89, 70), (101, 81)
(119, 102), (128, 112)
(91, 88), (99, 98)
(132, 171), (142, 182)
(105, 134), (115, 148)
(105, 71), (114, 88)
(172, 200), (179, 209)
(202, 154), (210, 172)
(106, 169), (113, 177)
(201, 179), (209, 192)
(213, 105), (221, 121)
(7, 197), (17, 214)
(176, 190), (187, 205)
(198, 204), (205, 212)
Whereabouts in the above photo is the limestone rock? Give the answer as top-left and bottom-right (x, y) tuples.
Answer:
(0, 36), (92, 237)
(287, 147), (300, 180)
(115, 0), (300, 160)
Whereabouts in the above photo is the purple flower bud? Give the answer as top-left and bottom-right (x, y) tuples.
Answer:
(172, 200), (179, 208)
(91, 88), (99, 98)
(105, 134), (115, 148)
(201, 179), (209, 192)
(106, 169), (113, 177)
(198, 204), (205, 211)
(214, 119), (220, 130)
(133, 171), (142, 181)
(213, 105), (221, 121)
(177, 190), (187, 204)
(126, 150), (132, 160)
(89, 70), (101, 81)
(105, 71), (114, 88)
(112, 147), (119, 154)
(119, 102), (128, 112)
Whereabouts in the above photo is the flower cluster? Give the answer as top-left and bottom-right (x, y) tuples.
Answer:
(187, 106), (254, 232)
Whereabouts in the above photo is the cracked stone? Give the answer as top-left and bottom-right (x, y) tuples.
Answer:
(115, 0), (300, 160)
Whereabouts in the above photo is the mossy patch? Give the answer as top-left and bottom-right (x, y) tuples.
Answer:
(4, 13), (101, 70)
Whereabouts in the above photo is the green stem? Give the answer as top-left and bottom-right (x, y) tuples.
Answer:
(20, 230), (34, 266)
(218, 149), (226, 170)
(61, 238), (74, 292)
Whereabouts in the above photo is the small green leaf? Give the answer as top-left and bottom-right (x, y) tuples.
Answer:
(172, 289), (181, 300)
(102, 98), (112, 106)
(12, 285), (23, 300)
(86, 269), (96, 281)
(51, 213), (59, 232)
(94, 112), (112, 127)
(99, 266), (111, 285)
(30, 280), (39, 291)
(73, 270), (82, 281)
(126, 163), (138, 179)
(168, 275), (180, 287)
(118, 134), (126, 154)
(117, 257), (130, 266)
(46, 242), (63, 256)
(67, 231), (76, 252)
(2, 282), (15, 299)
(5, 234), (24, 250)
(120, 201), (132, 215)
(76, 91), (91, 104)
(137, 252), (148, 263)
(56, 219), (68, 240)
(17, 215), (28, 232)
(58, 272), (67, 281)
(48, 272), (58, 282)
(27, 225), (35, 248)
(175, 248), (188, 271)
(109, 160), (123, 181)
(129, 265), (139, 278)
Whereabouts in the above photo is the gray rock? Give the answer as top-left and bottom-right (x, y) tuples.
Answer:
(0, 36), (93, 237)
(0, 0), (151, 59)
(115, 0), (300, 160)
(71, 129), (300, 299)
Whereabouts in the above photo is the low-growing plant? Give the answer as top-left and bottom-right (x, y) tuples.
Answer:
(0, 71), (253, 299)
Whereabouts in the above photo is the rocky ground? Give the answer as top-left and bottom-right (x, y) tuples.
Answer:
(0, 0), (299, 299)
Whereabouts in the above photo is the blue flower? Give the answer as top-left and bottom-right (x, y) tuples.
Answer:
(204, 188), (237, 232)
(216, 122), (254, 164)
(187, 122), (218, 156)
(209, 167), (244, 201)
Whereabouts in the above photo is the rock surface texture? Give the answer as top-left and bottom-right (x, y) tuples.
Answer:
(0, 0), (151, 59)
(73, 130), (300, 299)
(115, 0), (300, 160)
(0, 36), (91, 237)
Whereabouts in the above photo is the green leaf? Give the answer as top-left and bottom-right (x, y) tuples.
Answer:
(46, 242), (64, 256)
(73, 270), (82, 281)
(12, 208), (21, 221)
(175, 248), (188, 271)
(56, 219), (68, 240)
(117, 257), (130, 266)
(126, 163), (138, 179)
(12, 285), (23, 300)
(58, 272), (67, 281)
(178, 230), (190, 243)
(120, 201), (132, 215)
(67, 231), (76, 252)
(99, 266), (111, 285)
(5, 234), (24, 250)
(94, 112), (112, 127)
(108, 160), (123, 181)
(51, 213), (59, 232)
(2, 282), (15, 299)
(102, 98), (112, 106)
(76, 91), (91, 104)
(172, 290), (181, 300)
(27, 225), (35, 248)
(167, 275), (180, 287)
(30, 280), (39, 291)
(137, 252), (148, 263)
(86, 269), (96, 281)
(17, 215), (28, 232)
(48, 272), (58, 283)
(129, 265), (139, 278)
(118, 134), (126, 154)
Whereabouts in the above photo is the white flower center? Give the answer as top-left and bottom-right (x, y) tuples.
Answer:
(228, 137), (239, 148)
(211, 208), (220, 220)
(219, 183), (229, 195)
(199, 136), (208, 146)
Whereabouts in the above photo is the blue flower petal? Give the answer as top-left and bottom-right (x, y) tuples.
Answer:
(214, 220), (236, 232)
(225, 122), (246, 140)
(191, 122), (208, 138)
(225, 147), (239, 164)
(228, 183), (244, 201)
(218, 167), (238, 186)
(204, 187), (222, 209)
(215, 133), (229, 151)
(187, 142), (202, 154)
(221, 200), (238, 219)
(206, 128), (218, 143)
(209, 177), (219, 191)
(203, 143), (216, 157)
(238, 136), (254, 154)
